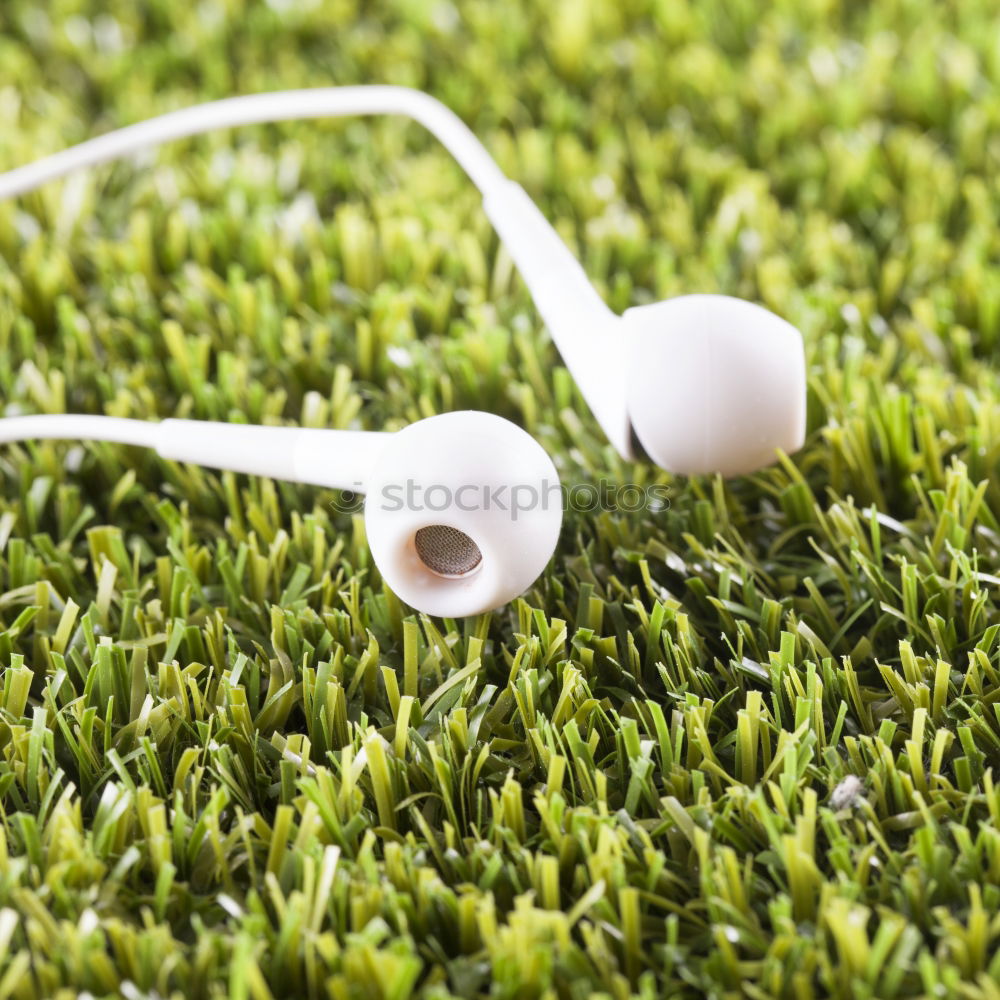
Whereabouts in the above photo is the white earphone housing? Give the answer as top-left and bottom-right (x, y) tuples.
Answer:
(623, 295), (807, 477)
(363, 411), (562, 617)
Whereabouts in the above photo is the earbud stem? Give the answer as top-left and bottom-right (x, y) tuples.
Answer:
(483, 180), (634, 459)
(156, 420), (389, 492)
(0, 414), (388, 493)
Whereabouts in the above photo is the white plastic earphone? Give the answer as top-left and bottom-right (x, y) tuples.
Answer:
(0, 410), (561, 617)
(0, 87), (807, 615)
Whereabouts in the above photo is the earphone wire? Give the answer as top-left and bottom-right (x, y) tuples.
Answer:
(0, 414), (160, 448)
(0, 86), (510, 202)
(0, 87), (510, 448)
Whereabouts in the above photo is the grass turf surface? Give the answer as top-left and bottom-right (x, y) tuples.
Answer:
(1, 0), (1000, 997)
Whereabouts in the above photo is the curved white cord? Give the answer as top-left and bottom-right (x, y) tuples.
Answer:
(0, 414), (159, 447)
(0, 86), (633, 459)
(0, 86), (509, 201)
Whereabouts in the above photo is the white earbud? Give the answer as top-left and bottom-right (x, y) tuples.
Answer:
(482, 181), (807, 478)
(0, 86), (807, 477)
(0, 411), (562, 617)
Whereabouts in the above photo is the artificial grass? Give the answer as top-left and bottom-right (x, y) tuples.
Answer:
(1, 0), (1000, 997)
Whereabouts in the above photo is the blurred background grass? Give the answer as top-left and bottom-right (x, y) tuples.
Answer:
(1, 1), (1000, 998)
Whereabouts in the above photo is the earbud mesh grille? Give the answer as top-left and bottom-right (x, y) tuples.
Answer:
(414, 525), (483, 578)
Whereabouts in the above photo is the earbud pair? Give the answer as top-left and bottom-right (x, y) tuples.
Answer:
(0, 87), (807, 616)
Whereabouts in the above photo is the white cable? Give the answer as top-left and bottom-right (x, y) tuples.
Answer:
(0, 87), (630, 458)
(0, 86), (510, 202)
(0, 414), (159, 448)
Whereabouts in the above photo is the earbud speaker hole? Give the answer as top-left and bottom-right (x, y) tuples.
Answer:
(414, 525), (483, 578)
